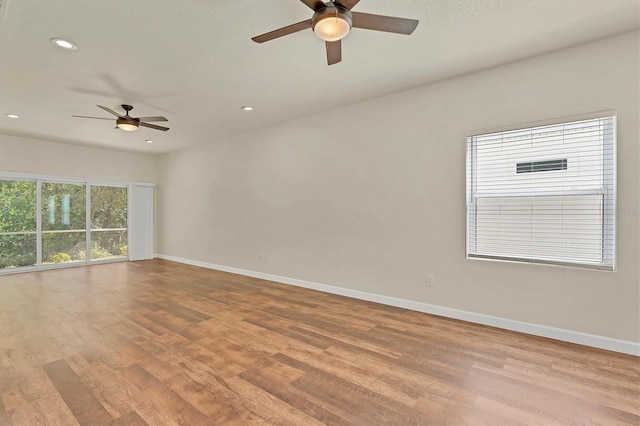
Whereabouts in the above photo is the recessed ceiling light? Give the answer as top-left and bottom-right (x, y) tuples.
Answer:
(241, 106), (253, 111)
(145, 139), (153, 144)
(5, 114), (19, 119)
(50, 38), (78, 50)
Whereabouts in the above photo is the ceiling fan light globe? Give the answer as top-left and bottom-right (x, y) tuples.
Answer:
(312, 4), (352, 42)
(314, 16), (350, 41)
(116, 120), (138, 131)
(117, 123), (138, 131)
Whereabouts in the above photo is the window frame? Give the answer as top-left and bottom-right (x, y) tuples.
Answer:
(465, 114), (616, 271)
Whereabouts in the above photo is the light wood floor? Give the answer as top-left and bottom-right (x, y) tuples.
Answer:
(0, 259), (638, 425)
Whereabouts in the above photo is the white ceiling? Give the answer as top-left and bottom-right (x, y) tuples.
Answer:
(1, 0), (638, 154)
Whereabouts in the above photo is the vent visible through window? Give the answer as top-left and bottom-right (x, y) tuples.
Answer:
(517, 159), (567, 174)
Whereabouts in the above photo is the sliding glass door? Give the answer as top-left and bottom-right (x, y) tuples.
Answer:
(0, 178), (130, 272)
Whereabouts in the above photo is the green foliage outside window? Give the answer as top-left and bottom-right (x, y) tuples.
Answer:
(0, 180), (37, 268)
(0, 180), (36, 232)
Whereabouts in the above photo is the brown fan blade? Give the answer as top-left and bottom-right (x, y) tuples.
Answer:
(136, 116), (168, 122)
(139, 122), (170, 132)
(72, 115), (114, 120)
(336, 0), (360, 10)
(299, 0), (325, 11)
(252, 19), (312, 43)
(351, 12), (419, 35)
(97, 105), (123, 117)
(326, 40), (342, 65)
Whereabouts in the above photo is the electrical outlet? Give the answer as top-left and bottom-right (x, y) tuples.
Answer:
(425, 274), (434, 287)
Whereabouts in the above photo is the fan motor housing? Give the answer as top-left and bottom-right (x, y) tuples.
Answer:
(117, 116), (139, 129)
(312, 4), (352, 32)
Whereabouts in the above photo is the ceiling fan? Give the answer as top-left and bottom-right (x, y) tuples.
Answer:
(73, 105), (170, 132)
(251, 0), (419, 65)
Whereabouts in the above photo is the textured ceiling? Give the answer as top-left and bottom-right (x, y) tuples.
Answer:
(0, 0), (638, 154)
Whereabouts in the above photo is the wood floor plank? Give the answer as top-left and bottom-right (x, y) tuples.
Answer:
(120, 363), (209, 425)
(468, 366), (593, 424)
(169, 292), (229, 317)
(64, 354), (137, 420)
(325, 343), (479, 406)
(0, 259), (638, 425)
(273, 352), (424, 425)
(127, 312), (180, 337)
(142, 310), (209, 341)
(0, 403), (11, 426)
(2, 388), (56, 426)
(195, 336), (272, 370)
(16, 366), (80, 425)
(243, 317), (332, 350)
(222, 375), (325, 426)
(156, 299), (213, 323)
(238, 357), (348, 425)
(156, 340), (245, 380)
(279, 347), (417, 406)
(136, 355), (236, 419)
(42, 358), (113, 425)
(86, 362), (180, 426)
(110, 410), (149, 426)
(497, 357), (640, 416)
(289, 321), (404, 359)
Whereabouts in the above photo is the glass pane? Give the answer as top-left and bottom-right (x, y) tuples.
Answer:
(42, 232), (86, 264)
(0, 180), (37, 269)
(0, 180), (37, 232)
(91, 230), (127, 260)
(0, 233), (36, 269)
(90, 186), (127, 229)
(90, 186), (127, 261)
(41, 182), (86, 265)
(41, 182), (86, 231)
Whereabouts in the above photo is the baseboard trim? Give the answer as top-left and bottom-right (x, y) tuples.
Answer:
(155, 254), (639, 356)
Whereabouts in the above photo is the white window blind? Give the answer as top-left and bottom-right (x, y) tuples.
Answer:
(466, 116), (616, 270)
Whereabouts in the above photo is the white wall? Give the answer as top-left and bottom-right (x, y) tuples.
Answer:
(0, 134), (158, 183)
(157, 31), (639, 344)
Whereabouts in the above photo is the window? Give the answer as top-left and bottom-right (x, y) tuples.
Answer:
(0, 178), (130, 271)
(466, 116), (616, 270)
